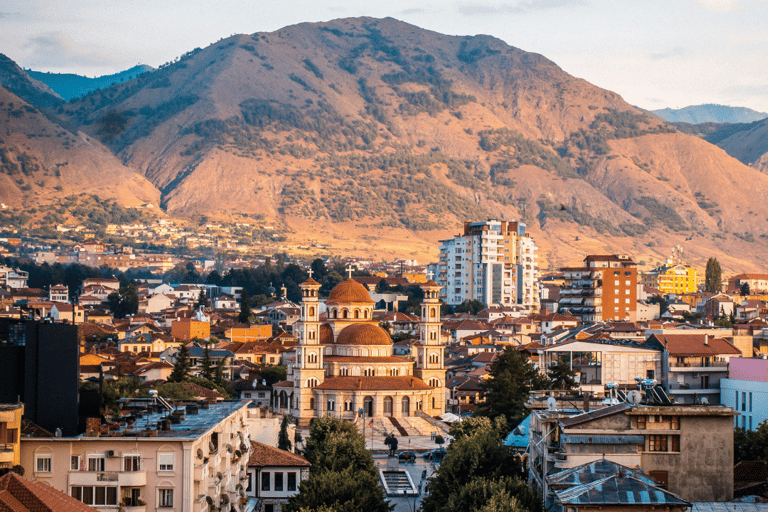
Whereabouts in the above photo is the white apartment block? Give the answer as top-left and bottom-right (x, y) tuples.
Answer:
(436, 220), (538, 310)
(21, 400), (252, 512)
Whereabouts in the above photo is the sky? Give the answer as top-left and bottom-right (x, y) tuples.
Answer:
(1, 0), (766, 112)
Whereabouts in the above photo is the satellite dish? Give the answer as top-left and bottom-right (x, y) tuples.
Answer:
(700, 397), (709, 404)
(196, 448), (204, 460)
(627, 390), (642, 405)
(547, 397), (557, 411)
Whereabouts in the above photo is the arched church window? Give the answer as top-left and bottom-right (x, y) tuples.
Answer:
(342, 309), (348, 319)
(340, 367), (349, 376)
(307, 378), (319, 388)
(354, 309), (360, 319)
(309, 307), (315, 316)
(429, 353), (439, 364)
(364, 367), (374, 377)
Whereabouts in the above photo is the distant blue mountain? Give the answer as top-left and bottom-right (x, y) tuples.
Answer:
(653, 103), (768, 124)
(27, 65), (154, 101)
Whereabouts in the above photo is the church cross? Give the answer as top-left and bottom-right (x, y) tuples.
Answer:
(346, 264), (355, 279)
(427, 270), (434, 281)
(307, 268), (313, 278)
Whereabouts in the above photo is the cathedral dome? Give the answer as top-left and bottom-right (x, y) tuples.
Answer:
(320, 323), (334, 345)
(335, 323), (391, 345)
(326, 278), (374, 304)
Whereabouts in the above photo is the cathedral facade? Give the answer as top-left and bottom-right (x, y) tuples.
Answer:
(272, 277), (446, 426)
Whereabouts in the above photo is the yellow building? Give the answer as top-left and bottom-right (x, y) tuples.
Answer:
(0, 403), (23, 470)
(226, 325), (272, 343)
(171, 318), (210, 340)
(642, 264), (698, 295)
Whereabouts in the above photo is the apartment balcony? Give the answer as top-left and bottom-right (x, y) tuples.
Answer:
(0, 445), (14, 465)
(669, 361), (728, 369)
(122, 506), (146, 512)
(68, 470), (147, 487)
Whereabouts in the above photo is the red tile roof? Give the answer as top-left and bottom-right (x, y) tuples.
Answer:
(647, 334), (742, 356)
(0, 472), (98, 512)
(247, 441), (310, 468)
(315, 376), (432, 391)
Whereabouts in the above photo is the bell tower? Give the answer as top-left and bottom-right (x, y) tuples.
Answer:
(292, 276), (325, 421)
(414, 278), (446, 414)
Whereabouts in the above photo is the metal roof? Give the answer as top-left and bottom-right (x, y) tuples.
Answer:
(554, 474), (689, 506)
(692, 503), (768, 512)
(548, 459), (658, 488)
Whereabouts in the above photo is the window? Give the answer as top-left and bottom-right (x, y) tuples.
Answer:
(157, 452), (174, 472)
(71, 455), (81, 471)
(648, 471), (668, 488)
(262, 471), (271, 491)
(275, 472), (284, 491)
(124, 455), (141, 472)
(648, 435), (667, 452)
(158, 488), (174, 508)
(327, 400), (335, 411)
(646, 370), (655, 380)
(71, 486), (118, 506)
(670, 416), (680, 429)
(670, 435), (680, 452)
(340, 367), (349, 376)
(750, 393), (753, 412)
(87, 456), (105, 472)
(742, 392), (746, 411)
(288, 472), (297, 492)
(364, 368), (374, 377)
(36, 455), (52, 473)
(637, 416), (646, 429)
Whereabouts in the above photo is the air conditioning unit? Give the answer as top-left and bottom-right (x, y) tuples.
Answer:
(106, 450), (116, 457)
(692, 372), (699, 378)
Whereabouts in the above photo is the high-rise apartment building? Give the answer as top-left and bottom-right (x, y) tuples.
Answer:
(559, 254), (637, 323)
(436, 220), (538, 310)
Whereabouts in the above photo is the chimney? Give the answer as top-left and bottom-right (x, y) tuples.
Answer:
(583, 392), (590, 413)
(704, 334), (709, 345)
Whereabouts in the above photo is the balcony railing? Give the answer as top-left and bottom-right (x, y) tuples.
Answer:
(669, 361), (728, 368)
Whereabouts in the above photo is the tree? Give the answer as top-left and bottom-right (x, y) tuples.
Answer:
(648, 295), (669, 316)
(477, 347), (540, 427)
(278, 416), (292, 451)
(547, 359), (578, 390)
(260, 365), (287, 385)
(213, 357), (227, 387)
(196, 289), (209, 308)
(741, 282), (751, 296)
(239, 289), (251, 324)
(168, 343), (191, 382)
(705, 257), (722, 293)
(455, 300), (484, 315)
(285, 416), (391, 512)
(200, 342), (213, 381)
(421, 417), (541, 512)
(734, 421), (768, 463)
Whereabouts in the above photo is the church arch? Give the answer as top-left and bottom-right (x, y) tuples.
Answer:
(364, 367), (375, 377)
(307, 378), (319, 388)
(383, 396), (393, 416)
(402, 396), (410, 417)
(364, 396), (374, 417)
(354, 309), (360, 319)
(342, 309), (348, 319)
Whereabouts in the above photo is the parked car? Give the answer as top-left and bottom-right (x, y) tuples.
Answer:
(398, 451), (417, 463)
(422, 448), (446, 462)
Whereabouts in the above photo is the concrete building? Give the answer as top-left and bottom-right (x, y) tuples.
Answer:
(0, 403), (23, 471)
(528, 392), (736, 503)
(559, 255), (638, 323)
(20, 400), (252, 512)
(641, 264), (698, 295)
(436, 220), (538, 310)
(721, 358), (768, 430)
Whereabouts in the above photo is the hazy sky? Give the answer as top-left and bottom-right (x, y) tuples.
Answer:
(1, 0), (766, 111)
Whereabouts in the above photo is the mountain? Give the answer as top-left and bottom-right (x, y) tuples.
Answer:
(0, 54), (63, 109)
(27, 65), (154, 102)
(0, 83), (161, 230)
(653, 104), (768, 124)
(7, 17), (768, 271)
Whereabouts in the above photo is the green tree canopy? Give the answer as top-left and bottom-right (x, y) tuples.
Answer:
(735, 421), (768, 463)
(278, 415), (292, 452)
(705, 257), (722, 293)
(477, 347), (542, 427)
(547, 359), (578, 390)
(260, 365), (288, 386)
(168, 343), (190, 383)
(239, 289), (252, 324)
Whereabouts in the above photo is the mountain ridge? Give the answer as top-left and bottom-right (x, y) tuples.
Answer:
(653, 103), (768, 124)
(2, 17), (768, 271)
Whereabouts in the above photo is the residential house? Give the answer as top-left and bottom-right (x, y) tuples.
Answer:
(642, 263), (698, 295)
(699, 295), (735, 319)
(0, 403), (23, 471)
(245, 441), (310, 512)
(0, 471), (99, 512)
(138, 294), (175, 315)
(213, 295), (238, 310)
(50, 303), (85, 324)
(49, 285), (69, 303)
(171, 318), (211, 341)
(559, 255), (638, 323)
(646, 333), (742, 404)
(728, 274), (768, 294)
(540, 313), (580, 334)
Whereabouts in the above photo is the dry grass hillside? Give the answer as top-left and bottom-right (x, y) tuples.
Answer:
(2, 17), (767, 270)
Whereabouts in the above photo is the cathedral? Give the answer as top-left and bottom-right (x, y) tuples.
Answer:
(272, 276), (446, 427)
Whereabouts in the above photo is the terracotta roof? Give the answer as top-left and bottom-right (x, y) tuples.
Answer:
(248, 441), (310, 468)
(335, 323), (391, 346)
(324, 356), (410, 363)
(315, 376), (432, 391)
(182, 382), (226, 399)
(20, 419), (54, 438)
(300, 277), (321, 287)
(734, 461), (768, 483)
(647, 334), (742, 356)
(423, 280), (440, 287)
(326, 279), (374, 304)
(0, 472), (98, 512)
(320, 323), (334, 344)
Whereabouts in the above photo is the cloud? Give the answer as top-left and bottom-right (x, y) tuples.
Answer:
(649, 47), (688, 60)
(22, 31), (124, 71)
(690, 0), (744, 12)
(457, 0), (587, 16)
(720, 84), (768, 96)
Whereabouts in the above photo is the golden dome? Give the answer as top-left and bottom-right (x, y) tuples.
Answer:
(326, 278), (374, 304)
(320, 323), (334, 345)
(335, 323), (391, 346)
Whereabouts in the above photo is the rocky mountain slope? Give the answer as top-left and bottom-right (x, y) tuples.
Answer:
(654, 104), (768, 124)
(0, 84), (161, 229)
(4, 18), (768, 270)
(27, 65), (154, 101)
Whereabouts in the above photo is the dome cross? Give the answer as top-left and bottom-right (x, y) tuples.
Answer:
(346, 264), (355, 279)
